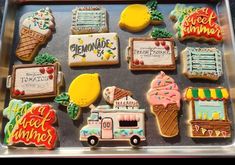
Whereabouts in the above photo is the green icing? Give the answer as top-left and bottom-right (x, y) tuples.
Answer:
(192, 88), (199, 98)
(34, 53), (58, 65)
(146, 0), (158, 10)
(204, 89), (211, 99)
(54, 92), (70, 106)
(67, 102), (80, 120)
(216, 89), (223, 99)
(150, 10), (163, 21)
(3, 99), (33, 144)
(151, 27), (173, 39)
(80, 128), (100, 137)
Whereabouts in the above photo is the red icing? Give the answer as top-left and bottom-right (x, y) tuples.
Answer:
(48, 74), (54, 80)
(180, 7), (222, 41)
(21, 91), (25, 95)
(14, 89), (21, 96)
(11, 104), (57, 150)
(134, 59), (140, 65)
(39, 67), (45, 74)
(164, 45), (170, 51)
(160, 41), (166, 46)
(46, 67), (54, 74)
(155, 41), (160, 46)
(140, 60), (144, 65)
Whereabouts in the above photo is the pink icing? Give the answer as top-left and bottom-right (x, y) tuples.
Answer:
(147, 71), (181, 108)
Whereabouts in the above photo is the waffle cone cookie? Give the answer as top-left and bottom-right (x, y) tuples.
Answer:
(147, 71), (181, 137)
(151, 104), (179, 137)
(16, 8), (55, 62)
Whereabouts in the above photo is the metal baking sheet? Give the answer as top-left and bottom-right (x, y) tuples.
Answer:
(1, 0), (235, 157)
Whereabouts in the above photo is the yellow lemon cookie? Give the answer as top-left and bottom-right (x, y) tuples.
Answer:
(119, 1), (164, 33)
(68, 73), (101, 107)
(119, 4), (151, 32)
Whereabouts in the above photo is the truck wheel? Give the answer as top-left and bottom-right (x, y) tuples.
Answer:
(130, 135), (140, 146)
(88, 136), (99, 146)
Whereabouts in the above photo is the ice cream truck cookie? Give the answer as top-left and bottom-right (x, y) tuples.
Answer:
(147, 71), (181, 137)
(80, 86), (146, 147)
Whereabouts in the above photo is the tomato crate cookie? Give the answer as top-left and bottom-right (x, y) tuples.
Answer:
(181, 47), (223, 81)
(7, 54), (64, 100)
(71, 6), (108, 34)
(126, 37), (177, 71)
(184, 87), (231, 138)
(16, 7), (55, 62)
(68, 33), (119, 67)
(3, 99), (58, 150)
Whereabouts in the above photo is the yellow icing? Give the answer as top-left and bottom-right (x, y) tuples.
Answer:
(119, 4), (151, 32)
(221, 88), (229, 99)
(186, 88), (193, 100)
(68, 73), (100, 107)
(210, 89), (217, 99)
(198, 88), (205, 99)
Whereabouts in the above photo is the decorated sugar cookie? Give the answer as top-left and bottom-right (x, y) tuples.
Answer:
(119, 0), (163, 32)
(170, 5), (223, 43)
(181, 47), (223, 81)
(71, 6), (108, 34)
(68, 33), (119, 67)
(126, 37), (177, 71)
(147, 71), (181, 137)
(80, 86), (145, 147)
(3, 99), (57, 149)
(54, 73), (101, 120)
(184, 87), (231, 138)
(7, 53), (64, 99)
(16, 8), (55, 62)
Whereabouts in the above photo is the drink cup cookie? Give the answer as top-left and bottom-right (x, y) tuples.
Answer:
(147, 71), (181, 137)
(16, 7), (55, 61)
(3, 99), (58, 149)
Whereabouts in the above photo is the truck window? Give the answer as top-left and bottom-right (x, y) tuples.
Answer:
(119, 121), (138, 127)
(88, 112), (99, 121)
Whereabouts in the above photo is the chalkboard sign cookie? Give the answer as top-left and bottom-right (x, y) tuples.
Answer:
(181, 47), (223, 81)
(68, 33), (119, 67)
(126, 37), (177, 71)
(71, 6), (108, 34)
(7, 63), (63, 99)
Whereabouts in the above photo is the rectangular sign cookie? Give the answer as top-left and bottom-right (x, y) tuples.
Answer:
(71, 6), (108, 34)
(68, 33), (119, 67)
(126, 38), (176, 70)
(7, 63), (63, 99)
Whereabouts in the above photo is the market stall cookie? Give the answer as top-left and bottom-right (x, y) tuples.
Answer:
(71, 6), (108, 34)
(184, 87), (231, 138)
(16, 7), (55, 62)
(119, 0), (163, 32)
(126, 37), (177, 71)
(3, 99), (57, 149)
(181, 47), (223, 81)
(80, 86), (145, 147)
(147, 71), (181, 137)
(68, 33), (119, 67)
(54, 73), (101, 120)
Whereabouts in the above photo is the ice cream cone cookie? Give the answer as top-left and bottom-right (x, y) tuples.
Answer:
(147, 71), (181, 137)
(119, 0), (163, 33)
(16, 8), (55, 61)
(54, 73), (101, 120)
(3, 99), (58, 150)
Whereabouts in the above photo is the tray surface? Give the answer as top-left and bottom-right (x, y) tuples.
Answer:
(0, 0), (235, 157)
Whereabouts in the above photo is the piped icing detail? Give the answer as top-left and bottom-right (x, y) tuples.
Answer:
(147, 71), (181, 108)
(22, 7), (55, 35)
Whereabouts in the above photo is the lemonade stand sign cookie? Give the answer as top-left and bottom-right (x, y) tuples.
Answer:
(54, 73), (101, 120)
(68, 33), (119, 67)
